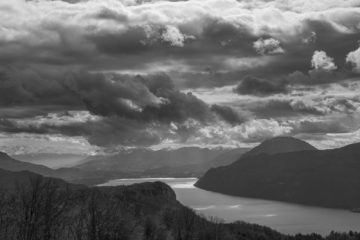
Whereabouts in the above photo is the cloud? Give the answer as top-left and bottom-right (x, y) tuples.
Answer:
(234, 76), (288, 96)
(311, 50), (337, 71)
(0, 132), (95, 155)
(63, 71), (216, 124)
(253, 38), (285, 55)
(0, 66), (81, 107)
(1, 0), (360, 151)
(0, 111), (164, 147)
(346, 45), (360, 73)
(185, 118), (293, 146)
(0, 0), (359, 76)
(0, 65), (214, 125)
(0, 111), (95, 136)
(63, 71), (163, 117)
(161, 25), (192, 47)
(292, 119), (352, 135)
(210, 105), (248, 125)
(248, 99), (328, 118)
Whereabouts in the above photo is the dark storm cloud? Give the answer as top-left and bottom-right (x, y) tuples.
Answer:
(1, 0), (360, 90)
(0, 65), (237, 147)
(191, 17), (360, 90)
(234, 76), (288, 96)
(0, 63), (214, 125)
(0, 118), (90, 136)
(89, 27), (150, 55)
(0, 66), (81, 107)
(64, 72), (213, 123)
(210, 104), (248, 125)
(141, 92), (212, 123)
(63, 71), (161, 117)
(0, 64), (224, 148)
(0, 106), (77, 119)
(0, 116), (162, 147)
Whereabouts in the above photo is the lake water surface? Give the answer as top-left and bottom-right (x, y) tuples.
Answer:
(99, 178), (360, 235)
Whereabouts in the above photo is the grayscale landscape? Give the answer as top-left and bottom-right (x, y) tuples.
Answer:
(1, 0), (360, 240)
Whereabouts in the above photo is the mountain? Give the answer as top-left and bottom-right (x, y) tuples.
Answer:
(242, 136), (317, 158)
(76, 147), (249, 177)
(0, 147), (249, 185)
(0, 151), (54, 175)
(0, 152), (135, 185)
(0, 168), (78, 191)
(208, 148), (250, 167)
(196, 140), (360, 210)
(11, 153), (87, 169)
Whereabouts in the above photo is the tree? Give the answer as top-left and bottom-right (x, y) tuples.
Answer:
(15, 176), (71, 240)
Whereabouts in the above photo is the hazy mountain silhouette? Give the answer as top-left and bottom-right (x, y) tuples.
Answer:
(76, 147), (249, 177)
(196, 138), (360, 209)
(0, 147), (249, 185)
(0, 152), (135, 185)
(12, 153), (87, 169)
(242, 136), (317, 158)
(0, 152), (54, 176)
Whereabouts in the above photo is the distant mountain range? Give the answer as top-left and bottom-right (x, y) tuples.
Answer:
(196, 137), (360, 210)
(75, 147), (249, 177)
(11, 153), (87, 169)
(0, 152), (136, 185)
(0, 151), (54, 176)
(0, 147), (249, 185)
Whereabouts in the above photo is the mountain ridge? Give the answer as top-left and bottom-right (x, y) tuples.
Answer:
(75, 147), (249, 176)
(196, 139), (360, 210)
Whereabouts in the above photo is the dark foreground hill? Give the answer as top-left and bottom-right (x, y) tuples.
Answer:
(0, 168), (359, 240)
(196, 140), (360, 210)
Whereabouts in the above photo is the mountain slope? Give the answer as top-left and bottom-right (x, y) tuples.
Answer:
(196, 141), (360, 210)
(0, 168), (81, 191)
(208, 148), (250, 167)
(0, 152), (135, 185)
(242, 136), (317, 158)
(0, 152), (54, 175)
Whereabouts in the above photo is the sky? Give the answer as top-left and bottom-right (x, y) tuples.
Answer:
(0, 0), (360, 155)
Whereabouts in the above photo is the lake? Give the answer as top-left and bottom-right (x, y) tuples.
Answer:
(98, 178), (360, 235)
